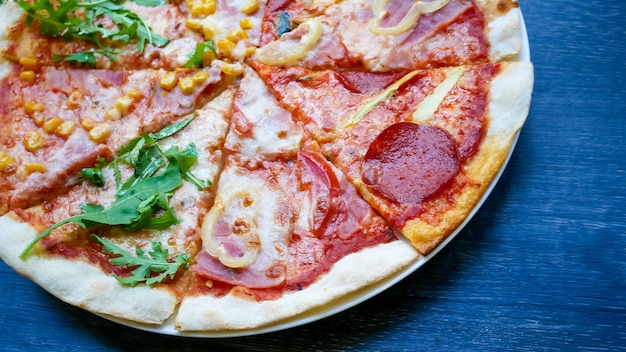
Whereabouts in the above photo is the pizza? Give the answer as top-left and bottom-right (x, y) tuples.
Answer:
(0, 0), (533, 332)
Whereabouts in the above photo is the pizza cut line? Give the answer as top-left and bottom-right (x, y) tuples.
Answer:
(0, 0), (533, 332)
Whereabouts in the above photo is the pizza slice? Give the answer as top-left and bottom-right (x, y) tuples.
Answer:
(0, 59), (233, 215)
(255, 0), (523, 71)
(254, 60), (533, 254)
(0, 88), (233, 324)
(175, 65), (418, 331)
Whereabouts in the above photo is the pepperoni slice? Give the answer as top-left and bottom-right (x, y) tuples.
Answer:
(362, 122), (460, 210)
(334, 71), (410, 94)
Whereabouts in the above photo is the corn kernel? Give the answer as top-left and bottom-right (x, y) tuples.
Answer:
(178, 77), (196, 95)
(202, 50), (216, 66)
(66, 90), (83, 109)
(24, 130), (45, 152)
(55, 120), (76, 138)
(221, 63), (244, 76)
(201, 1), (216, 15)
(89, 123), (113, 143)
(42, 118), (62, 134)
(105, 108), (122, 121)
(241, 0), (259, 15)
(81, 117), (97, 131)
(126, 89), (143, 101)
(201, 25), (215, 40)
(114, 96), (134, 116)
(24, 101), (45, 115)
(240, 18), (254, 30)
(226, 28), (247, 43)
(19, 57), (40, 71)
(0, 151), (13, 171)
(19, 57), (39, 71)
(160, 71), (179, 91)
(31, 112), (45, 127)
(217, 38), (236, 57)
(24, 163), (46, 174)
(19, 70), (36, 84)
(192, 71), (209, 85)
(185, 18), (203, 30)
(244, 46), (256, 57)
(189, 4), (203, 17)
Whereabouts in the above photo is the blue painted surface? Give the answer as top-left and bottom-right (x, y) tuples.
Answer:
(2, 0), (625, 350)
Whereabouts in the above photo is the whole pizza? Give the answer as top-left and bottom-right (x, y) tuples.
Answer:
(0, 0), (533, 332)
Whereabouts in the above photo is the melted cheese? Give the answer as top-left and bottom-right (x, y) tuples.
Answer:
(225, 66), (303, 160)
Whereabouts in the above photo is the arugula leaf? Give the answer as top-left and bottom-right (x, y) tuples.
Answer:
(79, 166), (106, 187)
(52, 51), (103, 67)
(165, 144), (197, 173)
(92, 235), (189, 286)
(165, 143), (211, 190)
(128, 0), (165, 6)
(148, 113), (197, 141)
(15, 0), (169, 61)
(184, 41), (216, 68)
(76, 156), (108, 187)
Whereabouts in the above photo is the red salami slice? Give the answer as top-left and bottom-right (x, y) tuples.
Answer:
(362, 122), (460, 209)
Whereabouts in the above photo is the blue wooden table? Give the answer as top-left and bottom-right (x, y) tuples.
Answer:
(2, 0), (625, 350)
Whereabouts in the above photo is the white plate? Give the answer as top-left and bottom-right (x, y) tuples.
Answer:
(99, 12), (531, 338)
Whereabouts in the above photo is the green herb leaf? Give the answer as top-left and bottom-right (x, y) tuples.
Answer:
(92, 235), (189, 286)
(78, 157), (108, 187)
(165, 144), (197, 173)
(52, 51), (99, 67)
(164, 143), (210, 190)
(148, 113), (197, 141)
(184, 41), (216, 68)
(275, 12), (292, 37)
(79, 167), (105, 187)
(128, 0), (165, 6)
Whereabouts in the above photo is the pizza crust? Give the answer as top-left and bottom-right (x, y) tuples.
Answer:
(401, 61), (534, 254)
(476, 0), (523, 61)
(0, 212), (179, 324)
(175, 240), (419, 331)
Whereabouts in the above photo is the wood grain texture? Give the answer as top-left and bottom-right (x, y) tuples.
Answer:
(1, 0), (625, 350)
